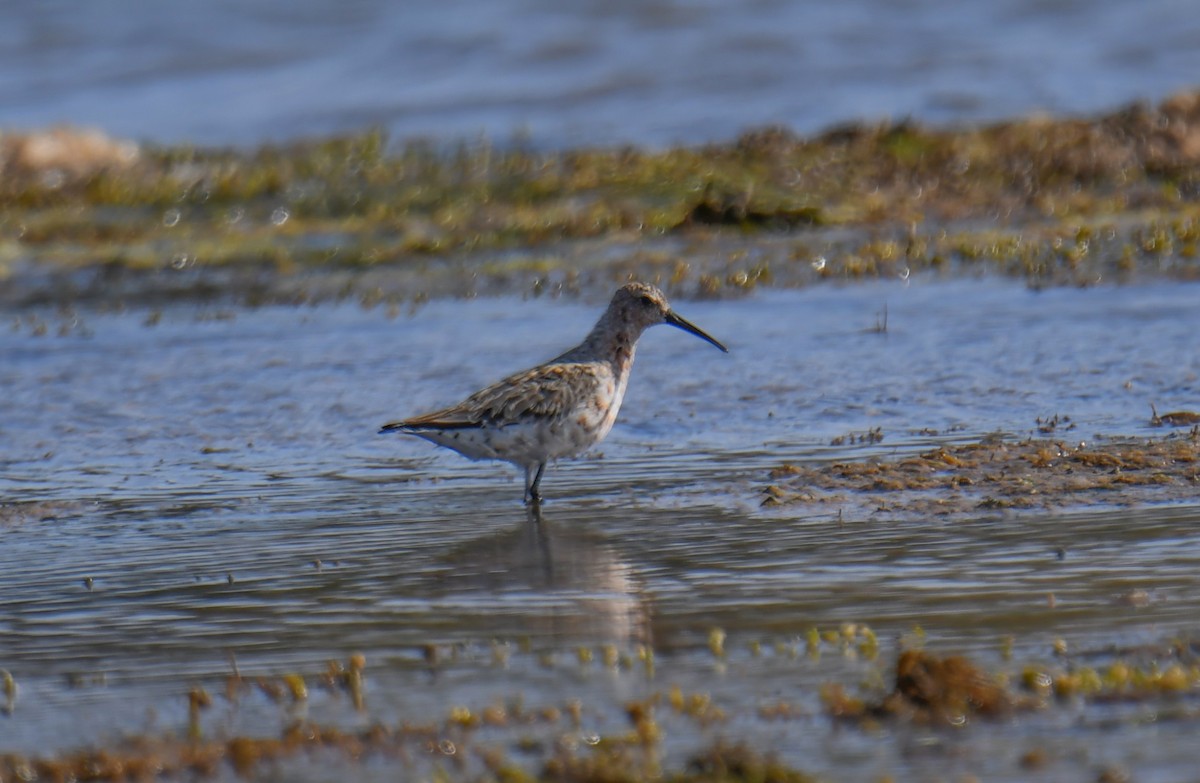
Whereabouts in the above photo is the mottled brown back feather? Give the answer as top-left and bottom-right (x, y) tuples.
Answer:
(382, 363), (603, 432)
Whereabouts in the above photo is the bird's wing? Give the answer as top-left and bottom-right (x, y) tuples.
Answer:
(382, 363), (600, 432)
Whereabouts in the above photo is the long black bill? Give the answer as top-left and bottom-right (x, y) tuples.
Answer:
(664, 311), (729, 352)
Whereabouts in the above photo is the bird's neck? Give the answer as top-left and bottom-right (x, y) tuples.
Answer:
(578, 317), (641, 375)
(608, 334), (637, 380)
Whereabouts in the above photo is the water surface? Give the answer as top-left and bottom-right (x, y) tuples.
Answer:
(2, 279), (1199, 780)
(2, 1), (1198, 146)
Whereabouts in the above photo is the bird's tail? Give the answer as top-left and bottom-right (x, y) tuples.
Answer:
(379, 418), (477, 435)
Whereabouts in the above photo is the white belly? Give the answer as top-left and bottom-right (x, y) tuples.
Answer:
(415, 365), (629, 467)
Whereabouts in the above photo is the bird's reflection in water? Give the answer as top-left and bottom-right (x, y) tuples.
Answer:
(439, 504), (651, 648)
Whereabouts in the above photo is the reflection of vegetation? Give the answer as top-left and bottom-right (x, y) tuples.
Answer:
(4, 91), (1200, 304)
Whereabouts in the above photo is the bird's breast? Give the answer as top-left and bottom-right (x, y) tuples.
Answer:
(592, 358), (631, 440)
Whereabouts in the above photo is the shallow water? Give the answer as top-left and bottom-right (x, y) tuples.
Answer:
(2, 279), (1200, 780)
(2, 1), (1199, 147)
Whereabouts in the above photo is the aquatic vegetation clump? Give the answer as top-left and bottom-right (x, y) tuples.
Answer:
(765, 431), (1200, 519)
(824, 649), (1014, 727)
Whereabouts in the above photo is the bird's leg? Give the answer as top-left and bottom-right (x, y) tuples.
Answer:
(531, 461), (547, 501)
(524, 462), (547, 505)
(525, 499), (546, 525)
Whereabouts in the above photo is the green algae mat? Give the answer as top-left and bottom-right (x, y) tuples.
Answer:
(4, 91), (1200, 308)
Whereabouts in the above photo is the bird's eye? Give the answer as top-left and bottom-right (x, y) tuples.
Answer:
(638, 294), (655, 306)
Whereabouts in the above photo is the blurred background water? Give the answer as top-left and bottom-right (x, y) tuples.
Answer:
(1, 0), (1198, 148)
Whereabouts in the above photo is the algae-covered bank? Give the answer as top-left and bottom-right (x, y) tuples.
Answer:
(4, 90), (1200, 307)
(3, 99), (1200, 782)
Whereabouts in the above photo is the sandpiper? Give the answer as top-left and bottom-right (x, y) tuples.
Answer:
(380, 282), (728, 503)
